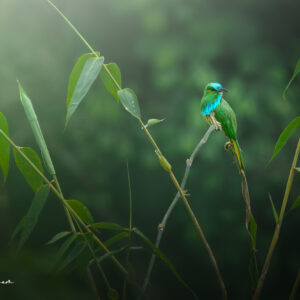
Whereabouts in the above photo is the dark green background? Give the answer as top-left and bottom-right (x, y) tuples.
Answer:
(0, 0), (299, 299)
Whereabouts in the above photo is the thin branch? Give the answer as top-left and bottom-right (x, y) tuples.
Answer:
(140, 125), (218, 299)
(0, 129), (128, 277)
(87, 265), (101, 300)
(289, 268), (300, 300)
(253, 138), (300, 300)
(53, 174), (76, 233)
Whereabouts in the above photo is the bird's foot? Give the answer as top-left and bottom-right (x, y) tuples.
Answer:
(224, 141), (233, 152)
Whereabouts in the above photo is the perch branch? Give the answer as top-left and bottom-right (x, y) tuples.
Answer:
(140, 125), (220, 298)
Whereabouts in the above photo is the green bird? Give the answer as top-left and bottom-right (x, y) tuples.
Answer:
(200, 82), (244, 170)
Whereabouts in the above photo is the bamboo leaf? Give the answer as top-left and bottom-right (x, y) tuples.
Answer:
(117, 88), (141, 119)
(11, 215), (26, 240)
(0, 112), (10, 181)
(104, 232), (129, 248)
(58, 240), (86, 272)
(145, 118), (165, 128)
(66, 53), (104, 126)
(249, 215), (257, 249)
(100, 63), (122, 101)
(295, 167), (300, 173)
(55, 234), (79, 263)
(269, 117), (300, 163)
(132, 227), (198, 300)
(18, 185), (50, 250)
(95, 246), (127, 264)
(268, 193), (279, 223)
(290, 195), (300, 211)
(66, 199), (94, 225)
(92, 246), (142, 265)
(90, 222), (127, 231)
(283, 59), (300, 101)
(13, 147), (44, 192)
(47, 231), (71, 245)
(17, 82), (55, 175)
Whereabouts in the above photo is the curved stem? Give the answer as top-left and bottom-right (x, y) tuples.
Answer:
(168, 170), (227, 300)
(140, 125), (217, 297)
(139, 124), (227, 299)
(0, 129), (128, 277)
(253, 138), (300, 300)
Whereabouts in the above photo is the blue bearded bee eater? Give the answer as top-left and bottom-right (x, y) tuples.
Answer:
(200, 82), (244, 171)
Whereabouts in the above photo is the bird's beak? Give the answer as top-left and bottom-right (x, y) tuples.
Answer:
(218, 87), (229, 93)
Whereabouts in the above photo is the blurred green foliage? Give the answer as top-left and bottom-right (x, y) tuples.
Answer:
(0, 0), (299, 299)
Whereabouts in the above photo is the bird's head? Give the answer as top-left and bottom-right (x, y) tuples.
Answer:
(203, 82), (229, 96)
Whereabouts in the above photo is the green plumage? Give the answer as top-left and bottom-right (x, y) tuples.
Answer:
(200, 82), (244, 170)
(214, 99), (237, 140)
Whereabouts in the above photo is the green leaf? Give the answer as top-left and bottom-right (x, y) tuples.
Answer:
(100, 63), (122, 101)
(11, 215), (26, 240)
(18, 185), (50, 250)
(132, 227), (198, 300)
(0, 112), (10, 181)
(91, 222), (127, 231)
(283, 59), (300, 101)
(117, 88), (141, 119)
(145, 118), (165, 128)
(268, 193), (279, 223)
(295, 167), (300, 173)
(47, 231), (71, 245)
(92, 246), (142, 266)
(95, 246), (127, 264)
(18, 82), (55, 175)
(269, 117), (300, 163)
(66, 199), (94, 224)
(104, 232), (129, 248)
(13, 147), (44, 192)
(58, 240), (86, 272)
(249, 215), (257, 249)
(290, 195), (300, 211)
(55, 234), (78, 263)
(66, 53), (104, 126)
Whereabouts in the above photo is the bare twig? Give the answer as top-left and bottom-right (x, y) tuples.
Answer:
(140, 125), (218, 299)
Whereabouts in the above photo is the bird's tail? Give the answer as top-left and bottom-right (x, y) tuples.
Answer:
(231, 139), (244, 171)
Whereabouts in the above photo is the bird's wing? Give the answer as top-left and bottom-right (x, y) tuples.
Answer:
(214, 99), (237, 140)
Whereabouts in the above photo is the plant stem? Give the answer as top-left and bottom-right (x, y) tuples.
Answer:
(44, 4), (225, 296)
(140, 125), (217, 297)
(46, 0), (97, 57)
(253, 138), (300, 300)
(0, 129), (128, 277)
(75, 218), (111, 291)
(53, 174), (76, 234)
(289, 268), (300, 300)
(122, 162), (134, 300)
(139, 123), (227, 299)
(168, 170), (227, 299)
(87, 265), (101, 300)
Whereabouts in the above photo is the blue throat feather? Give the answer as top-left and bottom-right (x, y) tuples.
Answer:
(202, 93), (222, 116)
